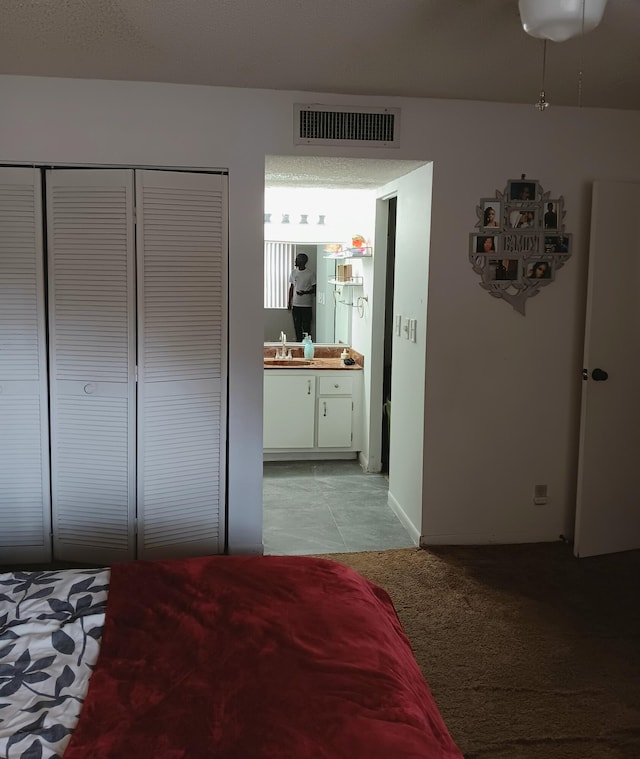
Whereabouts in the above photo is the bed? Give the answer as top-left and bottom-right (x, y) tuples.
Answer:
(0, 555), (462, 758)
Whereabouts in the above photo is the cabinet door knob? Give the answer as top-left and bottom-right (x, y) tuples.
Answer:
(323, 401), (327, 417)
(307, 380), (312, 395)
(84, 383), (97, 394)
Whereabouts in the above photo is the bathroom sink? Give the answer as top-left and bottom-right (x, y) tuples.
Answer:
(264, 357), (312, 366)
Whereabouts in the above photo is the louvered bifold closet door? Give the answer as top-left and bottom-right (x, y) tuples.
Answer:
(0, 168), (51, 563)
(47, 170), (136, 563)
(136, 170), (227, 559)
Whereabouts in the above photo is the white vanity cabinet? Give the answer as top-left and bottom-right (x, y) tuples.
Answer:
(263, 370), (362, 456)
(263, 374), (316, 448)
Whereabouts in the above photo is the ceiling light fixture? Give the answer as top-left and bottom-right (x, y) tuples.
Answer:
(521, 0), (608, 110)
(518, 0), (608, 43)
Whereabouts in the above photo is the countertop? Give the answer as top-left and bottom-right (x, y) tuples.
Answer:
(264, 357), (362, 370)
(263, 346), (364, 371)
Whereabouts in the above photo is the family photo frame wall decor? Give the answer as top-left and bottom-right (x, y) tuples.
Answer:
(469, 176), (572, 314)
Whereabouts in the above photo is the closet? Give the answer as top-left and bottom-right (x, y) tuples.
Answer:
(0, 166), (227, 565)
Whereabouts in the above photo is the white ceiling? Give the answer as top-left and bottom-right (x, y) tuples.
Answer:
(265, 156), (427, 190)
(2, 1), (637, 189)
(1, 0), (638, 112)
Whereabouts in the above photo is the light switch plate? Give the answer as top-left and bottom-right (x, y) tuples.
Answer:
(409, 319), (417, 342)
(394, 314), (402, 336)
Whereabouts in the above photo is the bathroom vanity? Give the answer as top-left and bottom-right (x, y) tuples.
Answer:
(263, 345), (363, 458)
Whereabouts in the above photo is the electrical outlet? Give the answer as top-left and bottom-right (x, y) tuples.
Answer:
(534, 484), (548, 505)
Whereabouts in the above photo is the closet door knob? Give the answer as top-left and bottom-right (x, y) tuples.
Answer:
(84, 383), (97, 394)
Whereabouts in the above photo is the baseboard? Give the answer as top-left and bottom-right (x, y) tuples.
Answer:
(263, 451), (358, 462)
(387, 492), (420, 545)
(358, 451), (383, 473)
(226, 542), (265, 555)
(419, 532), (562, 546)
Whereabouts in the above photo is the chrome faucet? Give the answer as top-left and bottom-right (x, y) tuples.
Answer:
(276, 331), (289, 359)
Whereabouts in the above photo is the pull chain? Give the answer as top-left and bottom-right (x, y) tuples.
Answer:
(578, 0), (586, 106)
(535, 40), (549, 111)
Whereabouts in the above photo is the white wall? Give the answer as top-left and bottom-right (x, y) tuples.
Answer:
(3, 75), (640, 551)
(378, 165), (433, 534)
(418, 103), (640, 545)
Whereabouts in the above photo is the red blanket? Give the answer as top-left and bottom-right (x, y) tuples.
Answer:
(64, 555), (462, 758)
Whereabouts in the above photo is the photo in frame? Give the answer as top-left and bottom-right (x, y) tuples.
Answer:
(485, 258), (519, 281)
(481, 200), (502, 230)
(472, 234), (499, 254)
(507, 205), (540, 229)
(508, 180), (538, 202)
(525, 259), (554, 281)
(543, 199), (563, 230)
(544, 234), (571, 253)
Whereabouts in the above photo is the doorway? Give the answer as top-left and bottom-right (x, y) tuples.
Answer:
(262, 156), (431, 555)
(381, 196), (397, 474)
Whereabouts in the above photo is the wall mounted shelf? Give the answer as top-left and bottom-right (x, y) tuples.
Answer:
(324, 246), (372, 259)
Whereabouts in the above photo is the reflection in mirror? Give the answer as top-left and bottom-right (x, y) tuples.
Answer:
(264, 181), (377, 344)
(333, 286), (353, 345)
(263, 241), (348, 344)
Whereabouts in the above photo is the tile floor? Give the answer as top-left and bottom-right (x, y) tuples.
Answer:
(263, 460), (416, 555)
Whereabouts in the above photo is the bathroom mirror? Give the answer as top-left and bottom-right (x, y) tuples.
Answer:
(264, 242), (350, 344)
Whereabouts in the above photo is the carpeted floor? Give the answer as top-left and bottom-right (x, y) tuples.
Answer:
(320, 542), (640, 759)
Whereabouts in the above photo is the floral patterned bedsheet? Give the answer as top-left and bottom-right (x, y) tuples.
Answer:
(0, 568), (110, 759)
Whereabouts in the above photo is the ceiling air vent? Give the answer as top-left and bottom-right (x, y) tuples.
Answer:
(294, 105), (400, 148)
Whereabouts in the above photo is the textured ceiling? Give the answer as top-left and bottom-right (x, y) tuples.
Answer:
(1, 0), (639, 112)
(265, 156), (427, 190)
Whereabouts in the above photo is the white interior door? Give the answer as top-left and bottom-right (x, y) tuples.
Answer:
(0, 167), (51, 563)
(136, 170), (227, 560)
(574, 180), (640, 558)
(47, 169), (136, 564)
